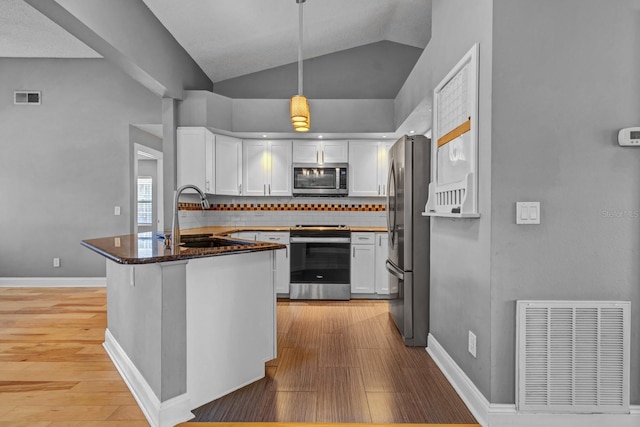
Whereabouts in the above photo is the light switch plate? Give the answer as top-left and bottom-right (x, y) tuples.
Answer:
(516, 202), (540, 224)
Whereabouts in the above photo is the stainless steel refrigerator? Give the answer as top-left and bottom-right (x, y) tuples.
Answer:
(385, 135), (430, 346)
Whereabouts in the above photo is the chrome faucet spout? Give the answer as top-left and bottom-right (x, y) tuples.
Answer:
(171, 184), (209, 253)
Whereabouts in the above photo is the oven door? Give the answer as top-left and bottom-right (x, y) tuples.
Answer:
(289, 236), (351, 299)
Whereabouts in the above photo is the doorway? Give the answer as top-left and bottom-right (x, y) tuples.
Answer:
(133, 144), (164, 235)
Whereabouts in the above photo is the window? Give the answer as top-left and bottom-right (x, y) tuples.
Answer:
(137, 176), (153, 226)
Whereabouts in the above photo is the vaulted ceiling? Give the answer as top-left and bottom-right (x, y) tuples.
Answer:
(2, 0), (432, 100)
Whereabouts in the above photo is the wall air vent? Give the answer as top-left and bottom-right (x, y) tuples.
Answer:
(516, 300), (630, 414)
(14, 91), (41, 105)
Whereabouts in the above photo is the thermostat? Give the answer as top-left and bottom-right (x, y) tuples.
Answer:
(618, 127), (640, 146)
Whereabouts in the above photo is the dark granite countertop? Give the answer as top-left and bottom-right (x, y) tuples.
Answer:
(81, 232), (285, 265)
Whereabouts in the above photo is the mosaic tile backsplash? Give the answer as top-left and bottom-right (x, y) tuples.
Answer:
(177, 196), (387, 229)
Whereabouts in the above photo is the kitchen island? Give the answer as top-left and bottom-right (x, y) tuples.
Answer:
(82, 232), (285, 427)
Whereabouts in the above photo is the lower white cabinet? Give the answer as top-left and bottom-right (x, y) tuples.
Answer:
(231, 231), (258, 241)
(258, 232), (290, 295)
(232, 231), (290, 295)
(351, 232), (375, 294)
(375, 233), (389, 295)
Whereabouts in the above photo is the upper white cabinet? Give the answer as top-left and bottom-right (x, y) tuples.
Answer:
(348, 140), (393, 197)
(215, 135), (243, 196)
(243, 140), (292, 196)
(292, 140), (348, 164)
(177, 127), (215, 194)
(378, 141), (393, 195)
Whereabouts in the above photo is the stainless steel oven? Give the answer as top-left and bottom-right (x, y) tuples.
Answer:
(292, 163), (348, 196)
(289, 226), (351, 300)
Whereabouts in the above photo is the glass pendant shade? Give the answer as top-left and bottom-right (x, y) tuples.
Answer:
(290, 95), (310, 132)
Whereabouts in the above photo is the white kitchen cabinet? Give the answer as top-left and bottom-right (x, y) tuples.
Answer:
(243, 140), (292, 196)
(231, 231), (258, 241)
(378, 141), (393, 196)
(292, 140), (348, 164)
(177, 127), (215, 194)
(258, 232), (290, 295)
(348, 140), (392, 197)
(351, 232), (375, 294)
(375, 233), (389, 295)
(215, 135), (243, 195)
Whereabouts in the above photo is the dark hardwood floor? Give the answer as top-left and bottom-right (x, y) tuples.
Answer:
(191, 300), (477, 424)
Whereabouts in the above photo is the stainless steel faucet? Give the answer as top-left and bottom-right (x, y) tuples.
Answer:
(171, 184), (210, 252)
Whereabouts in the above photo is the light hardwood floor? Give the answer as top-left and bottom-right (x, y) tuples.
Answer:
(0, 287), (148, 426)
(0, 288), (477, 426)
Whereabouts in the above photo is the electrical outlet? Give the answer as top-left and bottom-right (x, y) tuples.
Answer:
(114, 206), (121, 216)
(53, 257), (61, 268)
(468, 330), (477, 358)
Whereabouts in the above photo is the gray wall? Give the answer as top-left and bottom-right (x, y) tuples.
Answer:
(423, 0), (495, 400)
(490, 0), (640, 404)
(27, 0), (212, 98)
(0, 58), (160, 277)
(214, 41), (424, 99)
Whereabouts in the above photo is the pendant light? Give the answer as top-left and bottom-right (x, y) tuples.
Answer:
(290, 0), (310, 132)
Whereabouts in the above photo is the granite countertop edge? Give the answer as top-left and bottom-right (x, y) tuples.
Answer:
(81, 225), (386, 265)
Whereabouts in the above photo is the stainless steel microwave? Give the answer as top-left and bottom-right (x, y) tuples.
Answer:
(292, 163), (348, 196)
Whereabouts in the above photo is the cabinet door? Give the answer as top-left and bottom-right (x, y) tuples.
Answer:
(349, 141), (380, 197)
(177, 127), (214, 193)
(378, 141), (393, 196)
(351, 242), (375, 294)
(292, 140), (320, 163)
(259, 232), (290, 294)
(322, 140), (348, 163)
(268, 140), (292, 196)
(242, 140), (268, 196)
(375, 233), (389, 294)
(216, 135), (242, 195)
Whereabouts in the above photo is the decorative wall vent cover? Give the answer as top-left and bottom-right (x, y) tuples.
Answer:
(14, 91), (41, 105)
(516, 300), (630, 413)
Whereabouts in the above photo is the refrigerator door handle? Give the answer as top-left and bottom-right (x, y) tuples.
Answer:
(385, 260), (404, 280)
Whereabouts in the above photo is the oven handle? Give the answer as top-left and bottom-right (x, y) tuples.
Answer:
(385, 260), (404, 280)
(290, 237), (351, 244)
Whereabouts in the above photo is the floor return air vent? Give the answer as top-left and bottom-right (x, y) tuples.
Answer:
(516, 300), (630, 413)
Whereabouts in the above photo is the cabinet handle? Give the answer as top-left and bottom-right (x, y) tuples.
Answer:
(264, 184), (266, 195)
(285, 246), (289, 258)
(383, 185), (386, 195)
(321, 151), (325, 164)
(316, 151), (319, 163)
(378, 184), (381, 195)
(352, 247), (356, 257)
(238, 184), (242, 195)
(268, 184), (271, 195)
(206, 181), (210, 192)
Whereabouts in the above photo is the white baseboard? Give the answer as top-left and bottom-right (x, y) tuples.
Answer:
(103, 329), (193, 427)
(0, 277), (106, 287)
(427, 333), (640, 427)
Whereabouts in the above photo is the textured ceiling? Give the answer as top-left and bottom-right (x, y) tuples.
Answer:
(141, 0), (432, 83)
(0, 0), (100, 58)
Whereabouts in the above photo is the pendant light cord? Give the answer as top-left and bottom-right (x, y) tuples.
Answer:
(297, 0), (304, 96)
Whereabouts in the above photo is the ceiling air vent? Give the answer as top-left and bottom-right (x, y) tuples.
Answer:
(14, 91), (41, 105)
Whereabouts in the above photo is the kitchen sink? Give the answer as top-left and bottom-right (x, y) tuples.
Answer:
(180, 237), (253, 249)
